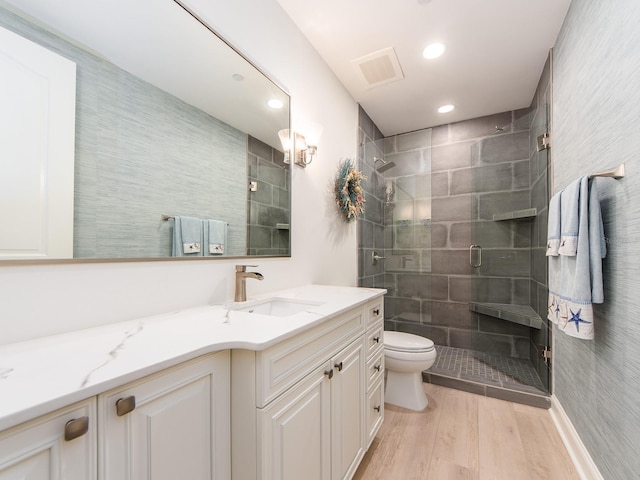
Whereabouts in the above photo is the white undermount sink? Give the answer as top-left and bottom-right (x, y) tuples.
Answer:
(230, 297), (324, 317)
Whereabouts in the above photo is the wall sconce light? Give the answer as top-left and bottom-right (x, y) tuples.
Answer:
(278, 124), (323, 168)
(277, 129), (292, 164)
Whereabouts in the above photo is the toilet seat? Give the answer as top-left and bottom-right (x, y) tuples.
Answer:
(384, 331), (435, 353)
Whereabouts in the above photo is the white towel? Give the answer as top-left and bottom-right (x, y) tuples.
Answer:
(546, 192), (561, 256)
(558, 177), (582, 256)
(171, 216), (203, 256)
(204, 219), (227, 255)
(548, 177), (606, 340)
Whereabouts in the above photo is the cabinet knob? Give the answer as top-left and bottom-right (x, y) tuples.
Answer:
(373, 336), (380, 344)
(324, 369), (334, 380)
(373, 405), (381, 413)
(334, 361), (343, 372)
(116, 395), (136, 417)
(64, 416), (89, 441)
(374, 364), (382, 372)
(373, 308), (380, 316)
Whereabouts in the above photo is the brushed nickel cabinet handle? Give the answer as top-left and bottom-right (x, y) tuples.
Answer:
(324, 369), (334, 379)
(373, 308), (380, 316)
(334, 361), (343, 372)
(374, 364), (382, 372)
(373, 336), (380, 344)
(64, 416), (89, 441)
(116, 395), (136, 417)
(373, 405), (381, 412)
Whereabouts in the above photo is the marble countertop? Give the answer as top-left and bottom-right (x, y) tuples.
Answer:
(0, 285), (385, 431)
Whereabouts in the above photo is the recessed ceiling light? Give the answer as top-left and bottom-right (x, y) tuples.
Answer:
(422, 43), (445, 60)
(232, 73), (244, 81)
(438, 104), (455, 113)
(267, 99), (284, 109)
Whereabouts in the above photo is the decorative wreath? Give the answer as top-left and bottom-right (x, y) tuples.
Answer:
(334, 159), (366, 222)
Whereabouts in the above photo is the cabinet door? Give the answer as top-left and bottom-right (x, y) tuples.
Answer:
(331, 339), (365, 480)
(98, 352), (230, 480)
(0, 26), (76, 260)
(0, 399), (96, 480)
(259, 362), (332, 480)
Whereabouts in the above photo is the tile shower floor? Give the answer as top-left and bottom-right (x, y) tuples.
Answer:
(428, 345), (546, 394)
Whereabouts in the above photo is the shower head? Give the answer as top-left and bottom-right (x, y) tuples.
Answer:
(374, 157), (396, 173)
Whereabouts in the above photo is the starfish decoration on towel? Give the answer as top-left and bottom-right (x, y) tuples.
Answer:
(569, 308), (591, 332)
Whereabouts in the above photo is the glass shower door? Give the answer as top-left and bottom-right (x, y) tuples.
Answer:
(470, 105), (551, 394)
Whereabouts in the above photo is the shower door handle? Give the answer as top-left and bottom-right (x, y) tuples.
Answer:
(469, 245), (482, 268)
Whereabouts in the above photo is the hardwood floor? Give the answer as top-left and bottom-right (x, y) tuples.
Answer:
(354, 383), (579, 480)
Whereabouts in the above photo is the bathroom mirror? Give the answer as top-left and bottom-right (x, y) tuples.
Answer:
(0, 0), (290, 261)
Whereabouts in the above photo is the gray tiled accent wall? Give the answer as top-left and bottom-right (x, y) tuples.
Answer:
(247, 137), (289, 256)
(356, 103), (554, 371)
(384, 111), (534, 359)
(0, 6), (248, 258)
(552, 1), (640, 478)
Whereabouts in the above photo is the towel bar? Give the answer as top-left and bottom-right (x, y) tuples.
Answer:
(588, 163), (625, 179)
(162, 215), (229, 225)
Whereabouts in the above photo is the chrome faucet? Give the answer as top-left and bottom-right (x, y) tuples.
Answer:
(234, 265), (264, 302)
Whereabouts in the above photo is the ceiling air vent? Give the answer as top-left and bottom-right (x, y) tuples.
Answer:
(352, 47), (404, 89)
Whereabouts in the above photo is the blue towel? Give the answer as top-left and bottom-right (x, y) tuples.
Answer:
(204, 219), (227, 255)
(558, 177), (582, 256)
(172, 216), (203, 256)
(548, 177), (606, 340)
(546, 192), (561, 256)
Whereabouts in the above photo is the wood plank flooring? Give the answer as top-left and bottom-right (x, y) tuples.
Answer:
(354, 383), (579, 480)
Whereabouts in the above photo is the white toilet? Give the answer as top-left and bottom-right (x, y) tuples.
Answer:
(384, 331), (437, 411)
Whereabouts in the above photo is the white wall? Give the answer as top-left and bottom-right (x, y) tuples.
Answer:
(0, 0), (359, 345)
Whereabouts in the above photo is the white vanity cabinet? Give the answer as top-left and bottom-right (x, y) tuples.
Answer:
(232, 298), (384, 480)
(0, 399), (96, 480)
(0, 351), (229, 480)
(98, 351), (230, 480)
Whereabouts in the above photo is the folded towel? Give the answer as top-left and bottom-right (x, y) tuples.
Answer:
(171, 216), (202, 256)
(558, 177), (582, 256)
(548, 177), (606, 340)
(546, 192), (561, 256)
(204, 219), (227, 255)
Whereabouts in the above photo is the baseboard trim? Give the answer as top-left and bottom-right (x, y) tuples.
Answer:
(550, 395), (604, 480)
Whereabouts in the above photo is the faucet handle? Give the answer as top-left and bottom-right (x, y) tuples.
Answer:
(236, 264), (258, 272)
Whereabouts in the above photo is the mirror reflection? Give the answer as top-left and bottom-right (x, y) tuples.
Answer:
(0, 0), (290, 261)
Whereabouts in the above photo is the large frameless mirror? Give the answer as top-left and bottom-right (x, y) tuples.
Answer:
(0, 0), (290, 261)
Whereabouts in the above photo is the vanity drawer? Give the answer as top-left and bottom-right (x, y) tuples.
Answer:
(256, 309), (365, 407)
(366, 321), (384, 359)
(366, 299), (384, 328)
(366, 349), (384, 391)
(366, 377), (384, 448)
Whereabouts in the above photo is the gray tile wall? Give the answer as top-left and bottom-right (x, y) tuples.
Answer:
(383, 111), (534, 359)
(0, 6), (248, 258)
(357, 106), (386, 288)
(552, 1), (640, 477)
(246, 137), (289, 256)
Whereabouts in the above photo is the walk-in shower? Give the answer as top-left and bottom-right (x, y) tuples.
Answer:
(357, 68), (552, 405)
